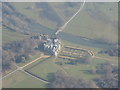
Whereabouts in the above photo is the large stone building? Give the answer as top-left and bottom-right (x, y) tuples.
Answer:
(43, 37), (61, 56)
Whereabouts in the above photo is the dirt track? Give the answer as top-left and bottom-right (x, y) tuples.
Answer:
(20, 54), (50, 69)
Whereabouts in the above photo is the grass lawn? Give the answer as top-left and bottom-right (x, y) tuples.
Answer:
(11, 75), (46, 88)
(55, 57), (107, 80)
(2, 70), (46, 88)
(22, 39), (118, 82)
(12, 2), (118, 43)
(26, 57), (61, 80)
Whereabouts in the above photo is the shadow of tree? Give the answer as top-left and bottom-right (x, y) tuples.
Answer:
(45, 72), (55, 88)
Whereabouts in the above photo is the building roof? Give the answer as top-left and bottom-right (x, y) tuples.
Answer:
(44, 38), (61, 56)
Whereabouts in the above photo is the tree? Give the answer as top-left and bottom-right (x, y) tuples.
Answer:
(83, 54), (92, 64)
(95, 63), (118, 88)
(2, 50), (13, 70)
(2, 34), (45, 71)
(21, 56), (26, 63)
(96, 62), (112, 74)
(49, 71), (97, 88)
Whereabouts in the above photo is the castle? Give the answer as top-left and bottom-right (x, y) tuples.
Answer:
(43, 37), (61, 56)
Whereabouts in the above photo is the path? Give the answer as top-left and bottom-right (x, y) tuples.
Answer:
(55, 0), (86, 35)
(2, 0), (87, 82)
(19, 54), (50, 69)
(54, 0), (86, 76)
(1, 68), (19, 80)
(1, 54), (50, 81)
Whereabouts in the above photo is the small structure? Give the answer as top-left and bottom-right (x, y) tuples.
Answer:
(43, 37), (61, 56)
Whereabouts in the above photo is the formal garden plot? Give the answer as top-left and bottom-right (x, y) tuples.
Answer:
(58, 45), (92, 63)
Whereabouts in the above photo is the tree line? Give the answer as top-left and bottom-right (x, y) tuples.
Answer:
(48, 62), (118, 88)
(48, 71), (97, 88)
(94, 62), (118, 88)
(99, 46), (120, 57)
(2, 35), (45, 71)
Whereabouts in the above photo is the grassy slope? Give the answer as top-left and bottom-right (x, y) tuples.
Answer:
(49, 2), (80, 23)
(2, 70), (46, 88)
(12, 2), (58, 30)
(63, 2), (118, 43)
(12, 2), (118, 43)
(97, 2), (118, 21)
(2, 27), (28, 45)
(12, 2), (81, 30)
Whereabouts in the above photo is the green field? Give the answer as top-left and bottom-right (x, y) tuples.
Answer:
(12, 2), (118, 44)
(10, 2), (118, 44)
(2, 70), (46, 88)
(49, 2), (80, 23)
(55, 58), (106, 80)
(63, 3), (118, 43)
(25, 57), (62, 80)
(23, 47), (117, 82)
(22, 54), (114, 82)
(2, 27), (28, 45)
